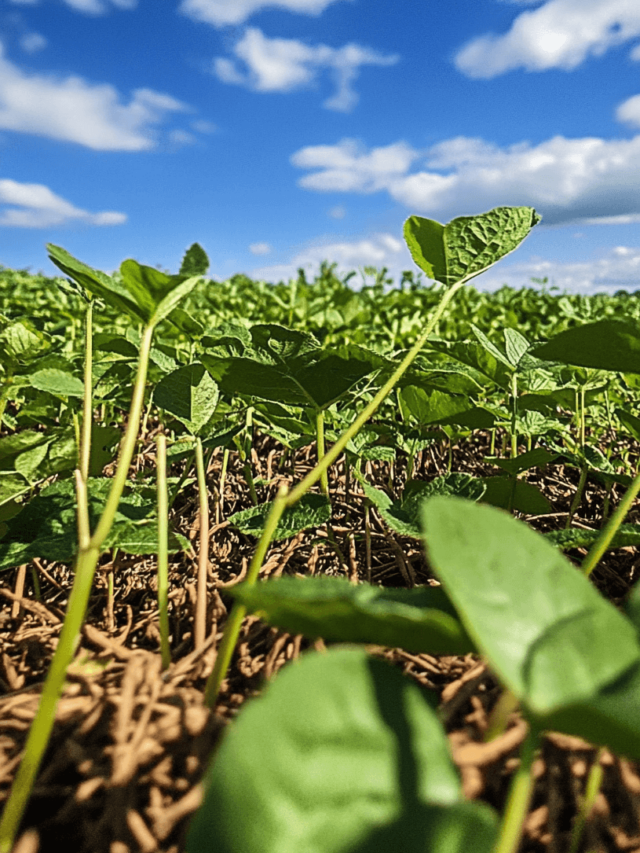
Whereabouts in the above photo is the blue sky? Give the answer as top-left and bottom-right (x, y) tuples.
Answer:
(1, 0), (640, 292)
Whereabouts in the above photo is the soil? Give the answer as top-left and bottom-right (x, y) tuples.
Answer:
(2, 428), (640, 853)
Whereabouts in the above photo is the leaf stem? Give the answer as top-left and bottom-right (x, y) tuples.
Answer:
(316, 409), (329, 497)
(80, 300), (93, 482)
(203, 280), (466, 709)
(0, 321), (156, 853)
(156, 432), (171, 670)
(568, 748), (604, 853)
(194, 436), (210, 651)
(203, 486), (288, 707)
(582, 469), (640, 576)
(492, 725), (539, 853)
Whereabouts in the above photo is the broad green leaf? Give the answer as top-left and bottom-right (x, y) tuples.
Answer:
(399, 386), (472, 426)
(0, 320), (50, 363)
(486, 448), (558, 476)
(426, 340), (511, 390)
(403, 206), (540, 287)
(188, 647), (498, 853)
(0, 430), (47, 459)
(359, 474), (485, 539)
(546, 525), (640, 552)
(28, 368), (84, 398)
(89, 425), (122, 476)
(616, 407), (640, 442)
(153, 363), (219, 435)
(229, 494), (331, 540)
(14, 441), (49, 482)
(180, 242), (209, 276)
(421, 498), (640, 718)
(470, 325), (512, 369)
(119, 260), (202, 326)
(504, 327), (530, 368)
(203, 327), (382, 410)
(533, 320), (640, 374)
(0, 474), (29, 508)
(480, 476), (552, 515)
(47, 244), (144, 322)
(229, 576), (475, 654)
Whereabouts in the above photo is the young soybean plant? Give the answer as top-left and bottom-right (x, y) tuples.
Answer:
(186, 206), (541, 851)
(0, 246), (204, 853)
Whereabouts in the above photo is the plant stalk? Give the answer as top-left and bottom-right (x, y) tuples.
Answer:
(194, 436), (210, 651)
(316, 409), (329, 496)
(80, 300), (93, 482)
(203, 280), (465, 709)
(582, 469), (640, 577)
(156, 433), (171, 670)
(0, 322), (155, 852)
(203, 486), (289, 707)
(492, 725), (539, 853)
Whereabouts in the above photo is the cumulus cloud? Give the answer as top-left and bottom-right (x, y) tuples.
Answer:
(179, 0), (349, 27)
(292, 132), (640, 226)
(0, 178), (126, 228)
(455, 0), (640, 79)
(328, 205), (346, 218)
(62, 0), (137, 13)
(213, 28), (398, 111)
(292, 138), (418, 191)
(251, 232), (408, 283)
(477, 245), (640, 293)
(616, 94), (640, 128)
(0, 45), (188, 149)
(19, 33), (47, 54)
(249, 241), (271, 254)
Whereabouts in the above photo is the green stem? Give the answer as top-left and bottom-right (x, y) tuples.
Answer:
(0, 322), (156, 853)
(566, 464), (588, 529)
(80, 300), (93, 482)
(204, 487), (288, 707)
(203, 280), (466, 709)
(194, 437), (210, 651)
(316, 409), (329, 497)
(510, 372), (518, 459)
(156, 433), (171, 670)
(492, 725), (539, 853)
(286, 280), (465, 508)
(582, 469), (640, 577)
(568, 748), (604, 853)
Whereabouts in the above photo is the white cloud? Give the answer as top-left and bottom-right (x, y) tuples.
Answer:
(0, 45), (189, 150)
(631, 42), (640, 60)
(62, 0), (136, 13)
(616, 94), (640, 128)
(179, 0), (349, 27)
(251, 232), (408, 282)
(455, 0), (640, 79)
(249, 241), (271, 254)
(19, 33), (47, 54)
(0, 178), (126, 228)
(191, 118), (217, 134)
(328, 205), (346, 218)
(476, 245), (640, 293)
(292, 132), (640, 226)
(292, 138), (418, 191)
(213, 28), (398, 111)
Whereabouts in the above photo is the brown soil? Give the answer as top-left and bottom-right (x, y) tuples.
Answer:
(1, 429), (640, 853)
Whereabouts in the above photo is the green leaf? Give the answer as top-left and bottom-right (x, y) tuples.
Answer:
(119, 259), (202, 326)
(533, 320), (640, 374)
(470, 325), (512, 369)
(187, 647), (498, 853)
(403, 206), (540, 287)
(28, 368), (84, 398)
(546, 525), (640, 552)
(202, 326), (382, 410)
(616, 408), (640, 442)
(154, 363), (219, 435)
(229, 576), (475, 655)
(480, 476), (552, 515)
(0, 320), (51, 363)
(180, 242), (209, 276)
(228, 494), (331, 540)
(422, 498), (640, 740)
(47, 244), (144, 322)
(399, 386), (472, 426)
(486, 448), (558, 477)
(0, 474), (30, 508)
